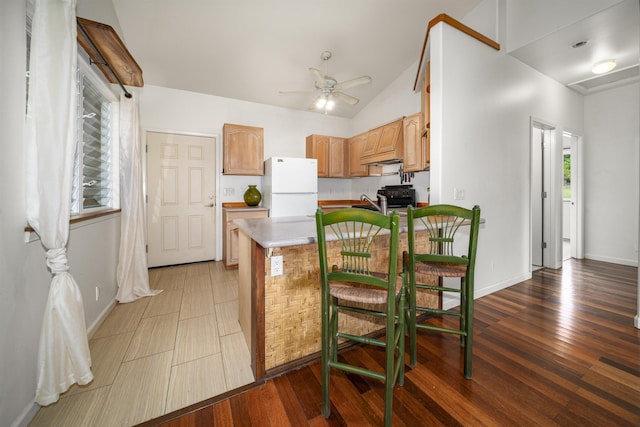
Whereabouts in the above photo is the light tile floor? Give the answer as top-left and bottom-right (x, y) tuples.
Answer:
(30, 261), (254, 427)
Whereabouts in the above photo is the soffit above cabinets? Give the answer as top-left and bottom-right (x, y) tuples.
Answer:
(76, 17), (143, 90)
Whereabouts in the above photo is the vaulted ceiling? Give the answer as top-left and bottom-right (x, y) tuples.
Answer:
(105, 0), (639, 118)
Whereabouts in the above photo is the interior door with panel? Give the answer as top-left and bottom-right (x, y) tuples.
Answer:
(147, 132), (216, 267)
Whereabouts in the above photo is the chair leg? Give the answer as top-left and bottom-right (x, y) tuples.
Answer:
(463, 278), (474, 379)
(384, 297), (396, 427)
(398, 285), (406, 386)
(408, 271), (417, 368)
(321, 296), (331, 418)
(460, 277), (466, 347)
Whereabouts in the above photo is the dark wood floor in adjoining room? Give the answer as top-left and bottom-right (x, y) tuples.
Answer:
(142, 259), (640, 427)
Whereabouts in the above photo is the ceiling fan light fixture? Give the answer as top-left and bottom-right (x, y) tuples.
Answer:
(316, 97), (327, 109)
(325, 99), (335, 110)
(592, 59), (616, 75)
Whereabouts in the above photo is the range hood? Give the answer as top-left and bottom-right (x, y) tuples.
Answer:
(359, 118), (404, 165)
(364, 158), (403, 165)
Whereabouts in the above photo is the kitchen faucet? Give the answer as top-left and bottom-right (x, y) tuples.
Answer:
(360, 193), (387, 215)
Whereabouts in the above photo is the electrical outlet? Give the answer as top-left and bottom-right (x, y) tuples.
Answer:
(271, 255), (283, 276)
(223, 187), (235, 196)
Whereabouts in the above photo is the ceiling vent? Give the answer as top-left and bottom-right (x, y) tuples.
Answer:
(569, 65), (640, 95)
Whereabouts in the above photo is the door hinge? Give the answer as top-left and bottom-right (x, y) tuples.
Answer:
(541, 191), (547, 199)
(146, 244), (148, 253)
(542, 242), (547, 249)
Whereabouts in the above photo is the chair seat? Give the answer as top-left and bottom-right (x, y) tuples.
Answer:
(415, 261), (467, 277)
(329, 281), (390, 305)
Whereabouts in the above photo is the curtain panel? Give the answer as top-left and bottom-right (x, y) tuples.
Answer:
(26, 0), (93, 406)
(116, 95), (162, 302)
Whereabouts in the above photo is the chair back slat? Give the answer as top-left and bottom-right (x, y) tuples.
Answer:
(409, 205), (480, 267)
(317, 208), (399, 290)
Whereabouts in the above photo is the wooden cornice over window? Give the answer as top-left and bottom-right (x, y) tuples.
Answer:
(76, 17), (143, 96)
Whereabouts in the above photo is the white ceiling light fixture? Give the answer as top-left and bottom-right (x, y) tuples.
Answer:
(592, 59), (617, 74)
(279, 51), (372, 115)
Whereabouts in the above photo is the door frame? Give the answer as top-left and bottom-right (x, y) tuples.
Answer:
(530, 118), (559, 270)
(563, 130), (585, 260)
(142, 128), (223, 262)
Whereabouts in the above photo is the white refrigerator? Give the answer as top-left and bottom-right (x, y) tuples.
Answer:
(262, 157), (318, 217)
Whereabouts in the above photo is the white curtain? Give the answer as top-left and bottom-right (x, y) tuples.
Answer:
(116, 95), (162, 302)
(26, 0), (93, 406)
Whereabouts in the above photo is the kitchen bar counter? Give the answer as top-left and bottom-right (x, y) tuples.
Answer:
(235, 211), (459, 380)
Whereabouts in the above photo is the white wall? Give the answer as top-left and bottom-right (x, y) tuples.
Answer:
(1, 1), (121, 426)
(583, 82), (639, 266)
(429, 21), (584, 301)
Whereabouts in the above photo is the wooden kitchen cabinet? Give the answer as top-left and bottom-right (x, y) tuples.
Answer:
(223, 123), (264, 175)
(403, 112), (429, 172)
(359, 119), (404, 165)
(223, 208), (268, 268)
(329, 137), (347, 177)
(306, 134), (347, 178)
(348, 133), (369, 177)
(306, 134), (329, 177)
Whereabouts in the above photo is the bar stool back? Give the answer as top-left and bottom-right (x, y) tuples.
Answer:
(404, 204), (480, 378)
(315, 208), (405, 426)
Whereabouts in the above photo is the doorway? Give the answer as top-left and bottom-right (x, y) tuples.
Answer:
(146, 131), (218, 267)
(562, 131), (583, 261)
(531, 122), (553, 269)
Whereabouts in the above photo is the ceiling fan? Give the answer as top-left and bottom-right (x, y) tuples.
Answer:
(280, 51), (372, 112)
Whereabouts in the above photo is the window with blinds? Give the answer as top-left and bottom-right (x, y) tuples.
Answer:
(71, 71), (113, 213)
(27, 7), (118, 216)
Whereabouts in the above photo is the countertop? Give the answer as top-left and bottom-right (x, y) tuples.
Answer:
(235, 210), (409, 249)
(235, 211), (484, 249)
(223, 206), (268, 212)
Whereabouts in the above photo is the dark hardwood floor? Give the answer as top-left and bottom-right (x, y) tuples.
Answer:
(140, 259), (639, 426)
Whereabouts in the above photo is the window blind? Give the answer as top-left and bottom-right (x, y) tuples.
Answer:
(71, 73), (113, 212)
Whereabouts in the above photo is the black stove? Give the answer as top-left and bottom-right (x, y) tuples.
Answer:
(352, 185), (416, 210)
(377, 185), (415, 208)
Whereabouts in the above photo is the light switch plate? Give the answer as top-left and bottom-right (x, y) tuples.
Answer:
(454, 188), (465, 200)
(271, 255), (283, 276)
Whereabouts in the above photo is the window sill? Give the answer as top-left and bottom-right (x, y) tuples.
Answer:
(24, 209), (121, 240)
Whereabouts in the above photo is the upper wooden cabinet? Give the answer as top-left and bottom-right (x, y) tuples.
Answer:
(306, 134), (347, 178)
(223, 123), (264, 175)
(348, 133), (369, 177)
(360, 119), (404, 165)
(329, 137), (347, 178)
(403, 113), (429, 172)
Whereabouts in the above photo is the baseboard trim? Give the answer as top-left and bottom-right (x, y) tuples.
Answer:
(87, 299), (117, 339)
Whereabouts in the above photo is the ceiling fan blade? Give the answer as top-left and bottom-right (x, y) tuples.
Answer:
(279, 89), (318, 95)
(333, 91), (359, 105)
(309, 68), (327, 88)
(335, 75), (372, 90)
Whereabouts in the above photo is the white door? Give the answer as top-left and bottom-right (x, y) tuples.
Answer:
(147, 132), (216, 267)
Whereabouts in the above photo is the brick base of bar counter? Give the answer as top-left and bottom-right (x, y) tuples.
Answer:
(239, 228), (439, 377)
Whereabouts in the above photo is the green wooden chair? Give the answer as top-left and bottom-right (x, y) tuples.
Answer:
(315, 208), (405, 426)
(403, 204), (480, 379)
